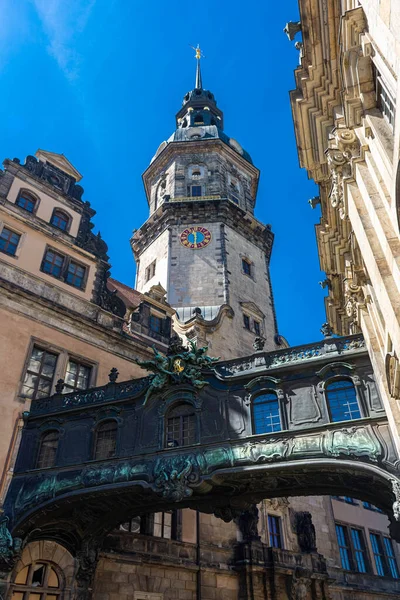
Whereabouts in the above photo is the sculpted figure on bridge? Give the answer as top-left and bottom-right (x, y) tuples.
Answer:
(135, 336), (219, 404)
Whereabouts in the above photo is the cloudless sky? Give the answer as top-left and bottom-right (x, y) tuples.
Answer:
(0, 0), (327, 346)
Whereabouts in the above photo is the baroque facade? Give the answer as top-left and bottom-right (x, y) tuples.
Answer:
(0, 42), (400, 600)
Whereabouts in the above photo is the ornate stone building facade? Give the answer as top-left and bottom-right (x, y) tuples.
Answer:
(1, 45), (400, 600)
(289, 0), (400, 448)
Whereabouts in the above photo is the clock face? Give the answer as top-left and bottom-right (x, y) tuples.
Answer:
(180, 226), (212, 249)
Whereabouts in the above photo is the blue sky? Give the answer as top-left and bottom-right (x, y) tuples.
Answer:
(0, 0), (327, 346)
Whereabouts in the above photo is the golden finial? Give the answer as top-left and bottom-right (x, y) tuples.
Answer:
(190, 44), (205, 60)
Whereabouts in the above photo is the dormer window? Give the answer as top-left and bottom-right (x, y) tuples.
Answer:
(191, 185), (202, 197)
(50, 209), (70, 232)
(16, 190), (38, 213)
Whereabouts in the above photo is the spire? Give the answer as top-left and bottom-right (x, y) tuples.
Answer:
(192, 44), (204, 89)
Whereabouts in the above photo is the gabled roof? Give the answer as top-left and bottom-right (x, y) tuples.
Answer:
(35, 149), (83, 182)
(108, 278), (142, 309)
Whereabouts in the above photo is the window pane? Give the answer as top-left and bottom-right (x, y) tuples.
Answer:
(17, 194), (35, 212)
(383, 537), (400, 578)
(370, 533), (386, 576)
(11, 593), (24, 600)
(336, 524), (352, 570)
(47, 567), (59, 588)
(42, 250), (64, 278)
(0, 227), (21, 256)
(27, 594), (41, 600)
(37, 431), (59, 468)
(326, 380), (361, 422)
(94, 421), (117, 460)
(268, 515), (282, 548)
(253, 393), (281, 434)
(31, 564), (45, 586)
(22, 347), (57, 400)
(351, 528), (368, 573)
(66, 261), (85, 289)
(15, 566), (29, 584)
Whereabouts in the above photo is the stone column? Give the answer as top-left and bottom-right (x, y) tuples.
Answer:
(74, 540), (100, 600)
(234, 505), (268, 600)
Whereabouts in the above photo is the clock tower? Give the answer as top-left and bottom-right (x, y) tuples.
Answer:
(131, 54), (280, 359)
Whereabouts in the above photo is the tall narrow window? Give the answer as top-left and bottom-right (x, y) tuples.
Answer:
(336, 524), (352, 570)
(254, 321), (261, 336)
(63, 359), (91, 393)
(37, 431), (59, 469)
(350, 528), (369, 573)
(383, 537), (400, 578)
(41, 249), (64, 279)
(166, 404), (196, 447)
(252, 392), (281, 434)
(0, 227), (21, 256)
(242, 258), (252, 276)
(243, 314), (250, 330)
(66, 260), (86, 289)
(326, 379), (361, 422)
(94, 420), (117, 460)
(374, 66), (396, 129)
(370, 533), (400, 578)
(50, 209), (70, 232)
(16, 190), (37, 213)
(268, 515), (282, 548)
(21, 346), (58, 399)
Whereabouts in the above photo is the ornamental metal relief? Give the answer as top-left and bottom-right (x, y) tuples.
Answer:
(135, 337), (219, 404)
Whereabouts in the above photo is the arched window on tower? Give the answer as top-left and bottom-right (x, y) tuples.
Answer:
(165, 403), (196, 447)
(325, 379), (362, 422)
(36, 430), (60, 469)
(11, 562), (63, 600)
(252, 392), (282, 435)
(94, 420), (117, 460)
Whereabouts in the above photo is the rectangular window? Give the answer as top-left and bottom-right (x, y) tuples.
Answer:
(42, 249), (64, 278)
(21, 346), (58, 399)
(0, 227), (21, 256)
(63, 359), (91, 393)
(145, 260), (156, 282)
(66, 260), (86, 289)
(149, 314), (162, 333)
(268, 515), (282, 548)
(191, 185), (202, 197)
(363, 502), (383, 512)
(351, 528), (369, 573)
(370, 533), (387, 576)
(242, 259), (251, 276)
(375, 66), (396, 129)
(336, 524), (352, 570)
(370, 532), (400, 578)
(243, 314), (250, 330)
(254, 321), (261, 336)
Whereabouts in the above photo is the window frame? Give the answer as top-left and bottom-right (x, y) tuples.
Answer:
(93, 419), (118, 461)
(190, 184), (203, 198)
(50, 208), (72, 233)
(369, 530), (400, 578)
(149, 313), (162, 334)
(15, 189), (39, 214)
(251, 390), (283, 435)
(325, 377), (363, 423)
(0, 224), (22, 257)
(243, 313), (251, 330)
(373, 63), (396, 130)
(36, 430), (60, 469)
(335, 522), (371, 574)
(242, 258), (252, 277)
(11, 560), (64, 600)
(20, 344), (59, 400)
(40, 246), (89, 291)
(165, 402), (197, 448)
(63, 357), (92, 394)
(267, 514), (283, 549)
